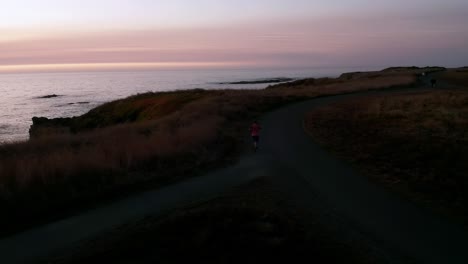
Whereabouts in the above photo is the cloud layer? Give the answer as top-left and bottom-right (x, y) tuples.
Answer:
(1, 2), (468, 72)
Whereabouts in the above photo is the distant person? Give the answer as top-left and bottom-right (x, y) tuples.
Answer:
(431, 78), (437, 88)
(249, 121), (261, 152)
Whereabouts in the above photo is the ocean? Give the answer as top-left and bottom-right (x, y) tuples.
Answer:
(0, 67), (379, 143)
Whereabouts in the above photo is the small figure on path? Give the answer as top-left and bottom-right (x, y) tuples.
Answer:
(430, 78), (437, 88)
(249, 121), (261, 152)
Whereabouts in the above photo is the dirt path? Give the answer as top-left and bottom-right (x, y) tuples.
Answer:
(1, 81), (467, 264)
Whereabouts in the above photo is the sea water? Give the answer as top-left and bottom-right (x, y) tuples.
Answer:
(0, 67), (379, 142)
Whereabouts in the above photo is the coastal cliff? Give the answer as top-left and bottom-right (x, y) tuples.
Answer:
(29, 89), (209, 139)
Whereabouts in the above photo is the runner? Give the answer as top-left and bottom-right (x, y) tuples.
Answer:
(249, 121), (261, 152)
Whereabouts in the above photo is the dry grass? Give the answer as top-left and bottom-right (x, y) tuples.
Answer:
(269, 71), (418, 97)
(0, 70), (420, 235)
(30, 90), (210, 137)
(434, 68), (468, 87)
(305, 90), (468, 222)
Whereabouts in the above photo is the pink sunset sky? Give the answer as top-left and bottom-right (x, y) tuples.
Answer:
(1, 0), (468, 73)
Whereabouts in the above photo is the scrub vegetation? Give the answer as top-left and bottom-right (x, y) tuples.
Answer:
(305, 89), (468, 222)
(433, 68), (468, 87)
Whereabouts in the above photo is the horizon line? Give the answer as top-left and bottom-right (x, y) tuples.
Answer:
(0, 62), (263, 74)
(0, 62), (459, 75)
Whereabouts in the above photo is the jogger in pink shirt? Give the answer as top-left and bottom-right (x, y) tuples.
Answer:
(249, 121), (261, 152)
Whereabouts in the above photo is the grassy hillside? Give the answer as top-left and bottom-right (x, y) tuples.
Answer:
(30, 89), (211, 137)
(433, 68), (468, 87)
(269, 70), (418, 93)
(305, 89), (468, 222)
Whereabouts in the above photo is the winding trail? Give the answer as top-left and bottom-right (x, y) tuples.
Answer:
(261, 89), (468, 264)
(1, 83), (468, 263)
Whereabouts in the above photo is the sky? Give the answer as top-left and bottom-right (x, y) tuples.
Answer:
(1, 0), (468, 73)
